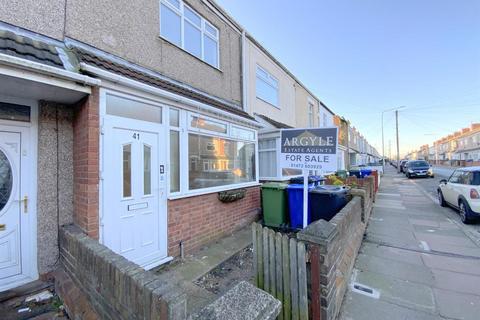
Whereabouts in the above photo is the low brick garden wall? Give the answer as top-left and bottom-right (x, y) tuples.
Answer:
(297, 197), (365, 320)
(57, 224), (281, 320)
(253, 180), (376, 320)
(168, 186), (261, 257)
(58, 225), (187, 320)
(298, 180), (375, 320)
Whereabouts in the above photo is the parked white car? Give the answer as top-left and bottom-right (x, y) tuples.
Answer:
(437, 167), (480, 224)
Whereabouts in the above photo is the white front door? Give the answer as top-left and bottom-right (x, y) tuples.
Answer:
(0, 125), (36, 291)
(103, 117), (168, 269)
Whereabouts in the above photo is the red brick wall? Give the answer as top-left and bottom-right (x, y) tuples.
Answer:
(73, 87), (100, 239)
(167, 187), (261, 257)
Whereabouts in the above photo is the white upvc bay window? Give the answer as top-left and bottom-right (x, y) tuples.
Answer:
(169, 109), (258, 197)
(258, 134), (301, 181)
(160, 0), (219, 68)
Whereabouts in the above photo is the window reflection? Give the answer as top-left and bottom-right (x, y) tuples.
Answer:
(0, 150), (13, 211)
(191, 116), (227, 134)
(188, 134), (255, 189)
(0, 103), (30, 122)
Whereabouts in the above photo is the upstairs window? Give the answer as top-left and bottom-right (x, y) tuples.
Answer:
(308, 103), (314, 127)
(317, 105), (321, 127)
(256, 65), (279, 107)
(160, 0), (219, 68)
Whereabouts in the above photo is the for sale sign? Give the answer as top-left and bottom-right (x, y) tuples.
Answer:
(280, 128), (338, 172)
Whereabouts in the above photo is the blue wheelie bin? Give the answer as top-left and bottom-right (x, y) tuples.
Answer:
(308, 186), (349, 222)
(287, 184), (314, 229)
(360, 169), (372, 177)
(349, 169), (361, 178)
(290, 176), (324, 186)
(310, 175), (325, 186)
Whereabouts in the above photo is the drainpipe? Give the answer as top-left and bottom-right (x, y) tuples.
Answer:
(179, 241), (185, 260)
(241, 30), (248, 112)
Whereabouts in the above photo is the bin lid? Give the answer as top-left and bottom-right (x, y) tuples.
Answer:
(309, 185), (348, 194)
(287, 183), (315, 190)
(262, 182), (288, 190)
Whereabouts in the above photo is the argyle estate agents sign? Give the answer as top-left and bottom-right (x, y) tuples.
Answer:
(280, 127), (338, 172)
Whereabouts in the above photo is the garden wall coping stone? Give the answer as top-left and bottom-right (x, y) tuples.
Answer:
(189, 281), (281, 320)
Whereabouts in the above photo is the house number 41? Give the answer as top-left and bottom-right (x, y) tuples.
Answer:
(132, 133), (140, 140)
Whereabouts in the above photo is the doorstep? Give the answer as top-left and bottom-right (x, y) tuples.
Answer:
(152, 226), (252, 314)
(0, 279), (68, 320)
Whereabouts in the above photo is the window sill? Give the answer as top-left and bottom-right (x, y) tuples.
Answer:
(168, 181), (261, 200)
(158, 36), (223, 73)
(259, 176), (294, 182)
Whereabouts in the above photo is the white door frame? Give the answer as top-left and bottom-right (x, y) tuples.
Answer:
(99, 89), (171, 268)
(0, 95), (38, 291)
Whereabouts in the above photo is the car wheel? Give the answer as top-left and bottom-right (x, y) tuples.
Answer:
(459, 201), (471, 224)
(438, 190), (447, 207)
(407, 173), (411, 179)
(430, 175), (435, 178)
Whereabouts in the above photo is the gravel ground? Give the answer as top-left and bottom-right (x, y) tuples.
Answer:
(194, 245), (254, 295)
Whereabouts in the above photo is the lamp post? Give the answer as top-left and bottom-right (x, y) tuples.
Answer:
(381, 106), (406, 172)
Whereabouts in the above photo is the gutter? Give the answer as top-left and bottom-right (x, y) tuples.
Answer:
(0, 53), (100, 87)
(80, 63), (262, 129)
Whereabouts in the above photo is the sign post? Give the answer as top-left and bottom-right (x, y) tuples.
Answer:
(280, 128), (338, 228)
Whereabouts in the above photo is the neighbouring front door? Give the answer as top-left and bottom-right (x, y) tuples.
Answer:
(103, 115), (168, 269)
(0, 124), (36, 291)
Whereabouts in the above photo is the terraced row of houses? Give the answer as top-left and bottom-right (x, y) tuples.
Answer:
(407, 123), (480, 166)
(0, 0), (378, 297)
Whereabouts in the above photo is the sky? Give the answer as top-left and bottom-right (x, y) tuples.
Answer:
(216, 0), (480, 157)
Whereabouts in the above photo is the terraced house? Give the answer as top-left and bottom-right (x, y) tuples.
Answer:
(0, 0), (263, 295)
(0, 0), (379, 317)
(242, 34), (342, 180)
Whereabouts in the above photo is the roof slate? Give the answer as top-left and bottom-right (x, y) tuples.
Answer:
(73, 48), (255, 121)
(254, 113), (293, 129)
(0, 30), (64, 68)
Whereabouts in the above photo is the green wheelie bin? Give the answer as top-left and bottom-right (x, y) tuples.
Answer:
(261, 182), (289, 227)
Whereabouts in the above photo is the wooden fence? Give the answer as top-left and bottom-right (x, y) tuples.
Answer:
(252, 222), (308, 320)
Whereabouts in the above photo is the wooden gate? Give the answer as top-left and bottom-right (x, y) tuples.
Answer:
(252, 223), (308, 320)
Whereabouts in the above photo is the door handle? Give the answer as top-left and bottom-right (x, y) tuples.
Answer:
(0, 224), (5, 231)
(23, 196), (28, 213)
(16, 196), (28, 213)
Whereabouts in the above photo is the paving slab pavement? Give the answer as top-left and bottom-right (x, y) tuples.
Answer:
(339, 166), (480, 320)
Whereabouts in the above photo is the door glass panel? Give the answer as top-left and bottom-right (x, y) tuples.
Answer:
(144, 145), (152, 195)
(0, 150), (13, 211)
(0, 103), (30, 122)
(123, 144), (132, 198)
(106, 95), (162, 123)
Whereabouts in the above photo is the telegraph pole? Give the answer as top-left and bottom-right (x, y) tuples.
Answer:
(396, 110), (400, 173)
(389, 140), (392, 160)
(381, 112), (385, 171)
